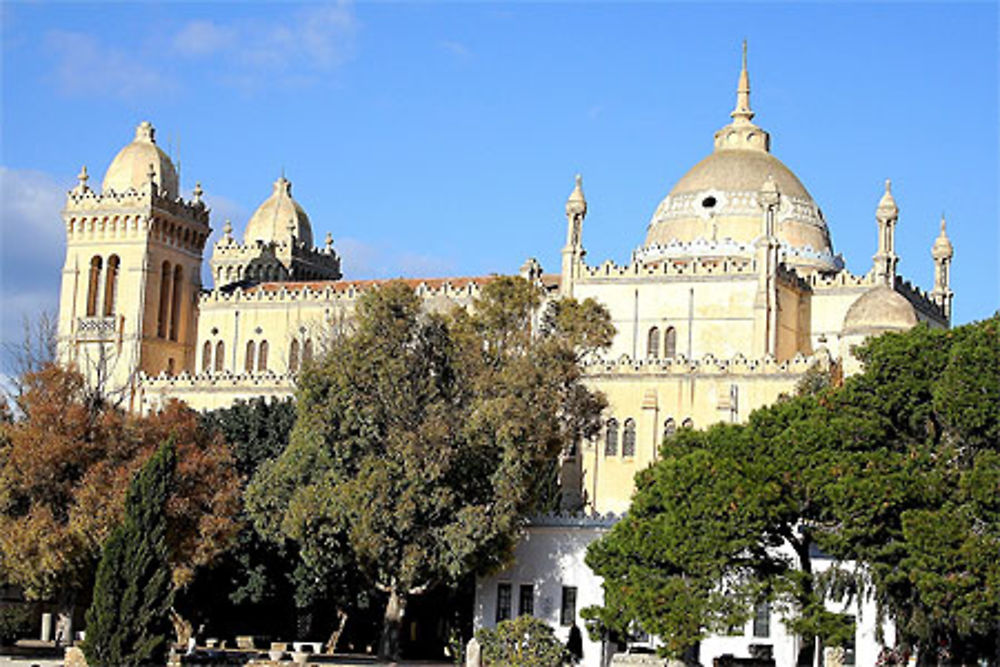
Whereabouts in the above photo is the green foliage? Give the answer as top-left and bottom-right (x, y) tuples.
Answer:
(246, 278), (612, 658)
(585, 316), (1000, 662)
(476, 616), (570, 667)
(0, 605), (32, 645)
(200, 397), (296, 479)
(84, 440), (175, 667)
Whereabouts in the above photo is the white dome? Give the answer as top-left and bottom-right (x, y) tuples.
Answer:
(243, 176), (313, 247)
(102, 122), (179, 199)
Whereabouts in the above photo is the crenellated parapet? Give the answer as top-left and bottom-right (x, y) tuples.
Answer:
(579, 254), (757, 281)
(582, 349), (829, 378)
(200, 275), (509, 306)
(64, 176), (211, 253)
(895, 276), (948, 321)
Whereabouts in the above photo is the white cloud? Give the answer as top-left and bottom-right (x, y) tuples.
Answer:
(43, 30), (175, 100)
(171, 3), (357, 88)
(439, 40), (472, 59)
(0, 167), (66, 348)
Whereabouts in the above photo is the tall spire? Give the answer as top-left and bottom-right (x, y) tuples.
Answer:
(731, 40), (754, 124)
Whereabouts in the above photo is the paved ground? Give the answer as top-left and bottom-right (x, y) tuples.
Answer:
(0, 653), (452, 667)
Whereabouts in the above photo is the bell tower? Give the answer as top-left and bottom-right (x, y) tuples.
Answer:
(57, 122), (211, 406)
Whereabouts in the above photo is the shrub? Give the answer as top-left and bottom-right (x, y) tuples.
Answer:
(476, 615), (570, 667)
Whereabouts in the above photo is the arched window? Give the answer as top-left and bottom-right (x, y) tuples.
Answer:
(202, 341), (212, 372)
(214, 341), (225, 372)
(86, 255), (103, 317)
(169, 265), (183, 341)
(102, 255), (120, 316)
(289, 339), (300, 372)
(681, 417), (694, 430)
(166, 358), (175, 376)
(303, 339), (314, 365)
(665, 326), (677, 358)
(258, 340), (269, 372)
(157, 261), (172, 338)
(605, 419), (619, 456)
(245, 341), (256, 373)
(622, 418), (636, 457)
(647, 327), (660, 359)
(663, 418), (677, 441)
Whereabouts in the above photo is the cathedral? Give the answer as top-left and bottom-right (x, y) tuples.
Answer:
(56, 47), (953, 664)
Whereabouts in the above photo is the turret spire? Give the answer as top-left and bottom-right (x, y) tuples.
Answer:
(731, 40), (754, 124)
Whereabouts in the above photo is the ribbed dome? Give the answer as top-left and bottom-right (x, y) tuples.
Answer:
(842, 286), (918, 335)
(102, 122), (179, 199)
(243, 176), (313, 247)
(640, 46), (836, 272)
(668, 150), (811, 200)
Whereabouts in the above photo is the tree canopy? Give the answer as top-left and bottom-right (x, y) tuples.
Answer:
(584, 316), (999, 664)
(246, 278), (612, 659)
(0, 364), (240, 606)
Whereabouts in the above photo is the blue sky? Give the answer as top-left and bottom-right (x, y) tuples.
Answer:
(1, 1), (997, 352)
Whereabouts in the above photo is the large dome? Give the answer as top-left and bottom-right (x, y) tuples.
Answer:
(640, 50), (837, 272)
(102, 121), (179, 199)
(243, 176), (314, 247)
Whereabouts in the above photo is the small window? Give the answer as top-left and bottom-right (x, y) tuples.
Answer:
(86, 255), (103, 317)
(289, 339), (300, 373)
(622, 418), (636, 457)
(169, 265), (183, 341)
(663, 418), (676, 441)
(214, 341), (225, 372)
(245, 340), (256, 373)
(753, 601), (770, 638)
(258, 340), (269, 372)
(560, 586), (577, 626)
(518, 584), (534, 617)
(166, 358), (175, 376)
(605, 419), (618, 456)
(303, 339), (314, 365)
(496, 583), (512, 623)
(681, 418), (694, 430)
(665, 326), (677, 358)
(202, 341), (212, 372)
(647, 327), (660, 359)
(702, 196), (717, 208)
(103, 255), (120, 317)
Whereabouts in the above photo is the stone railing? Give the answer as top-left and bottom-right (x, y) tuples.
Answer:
(76, 316), (116, 340)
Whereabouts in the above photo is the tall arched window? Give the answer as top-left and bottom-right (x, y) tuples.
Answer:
(169, 265), (183, 341)
(622, 418), (636, 457)
(245, 340), (256, 373)
(258, 340), (269, 372)
(102, 255), (120, 316)
(289, 339), (300, 372)
(303, 339), (314, 366)
(647, 327), (660, 359)
(214, 341), (225, 372)
(665, 326), (677, 358)
(681, 417), (694, 430)
(86, 255), (103, 317)
(605, 419), (619, 456)
(202, 341), (212, 372)
(663, 418), (677, 441)
(157, 261), (172, 338)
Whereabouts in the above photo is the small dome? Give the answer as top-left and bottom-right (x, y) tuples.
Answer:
(102, 122), (179, 198)
(842, 286), (918, 336)
(243, 176), (313, 247)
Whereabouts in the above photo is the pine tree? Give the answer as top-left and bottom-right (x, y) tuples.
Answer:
(84, 440), (176, 666)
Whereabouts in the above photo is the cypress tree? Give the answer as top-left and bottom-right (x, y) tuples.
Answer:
(84, 440), (176, 666)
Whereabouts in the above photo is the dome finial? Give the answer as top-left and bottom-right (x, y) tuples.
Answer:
(877, 178), (898, 220)
(566, 173), (587, 214)
(730, 40), (754, 124)
(135, 121), (155, 143)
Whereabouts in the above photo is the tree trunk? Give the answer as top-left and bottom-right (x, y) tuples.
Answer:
(325, 609), (348, 655)
(791, 537), (816, 667)
(378, 589), (407, 661)
(169, 607), (193, 649)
